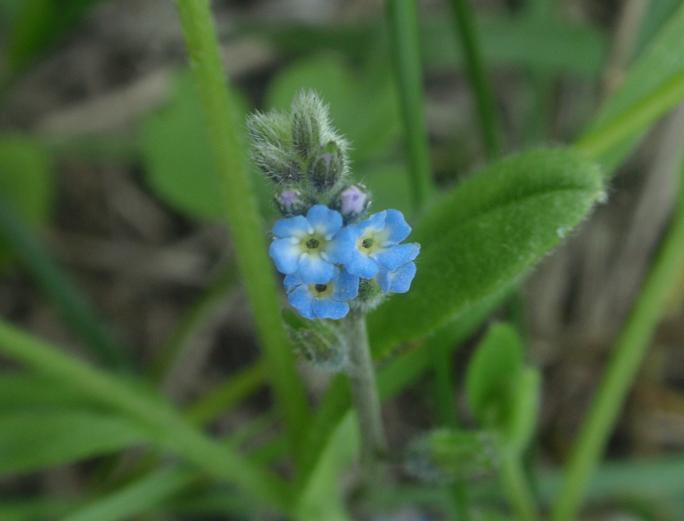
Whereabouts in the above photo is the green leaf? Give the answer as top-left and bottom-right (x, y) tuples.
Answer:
(265, 53), (401, 163)
(579, 4), (684, 171)
(0, 373), (96, 411)
(295, 415), (357, 521)
(465, 323), (524, 426)
(465, 325), (540, 453)
(505, 367), (540, 454)
(139, 73), (270, 221)
(0, 410), (146, 475)
(4, 0), (101, 75)
(368, 148), (604, 353)
(0, 135), (53, 262)
(63, 467), (193, 521)
(423, 14), (606, 77)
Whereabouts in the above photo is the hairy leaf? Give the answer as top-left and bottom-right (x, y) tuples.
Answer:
(368, 149), (603, 353)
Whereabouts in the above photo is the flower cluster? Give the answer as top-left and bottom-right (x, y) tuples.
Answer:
(248, 90), (420, 321)
(269, 204), (419, 319)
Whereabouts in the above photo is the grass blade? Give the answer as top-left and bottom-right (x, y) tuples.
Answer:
(0, 320), (291, 511)
(386, 0), (433, 211)
(447, 0), (501, 157)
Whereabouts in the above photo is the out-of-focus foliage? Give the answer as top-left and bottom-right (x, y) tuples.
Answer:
(1, 0), (101, 75)
(0, 410), (146, 475)
(0, 135), (52, 263)
(583, 3), (684, 172)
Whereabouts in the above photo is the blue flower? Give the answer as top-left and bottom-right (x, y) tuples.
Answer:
(284, 268), (359, 320)
(332, 209), (420, 278)
(377, 261), (417, 294)
(269, 205), (345, 284)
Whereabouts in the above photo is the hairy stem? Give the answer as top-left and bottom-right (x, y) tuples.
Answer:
(345, 311), (388, 475)
(175, 0), (309, 459)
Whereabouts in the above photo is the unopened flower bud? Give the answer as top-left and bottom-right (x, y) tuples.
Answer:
(275, 189), (308, 216)
(350, 278), (385, 313)
(291, 322), (348, 372)
(405, 429), (498, 484)
(292, 104), (321, 161)
(309, 141), (345, 193)
(336, 184), (370, 221)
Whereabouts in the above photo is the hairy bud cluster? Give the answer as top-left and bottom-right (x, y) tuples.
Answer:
(405, 429), (498, 484)
(247, 91), (357, 216)
(289, 320), (348, 372)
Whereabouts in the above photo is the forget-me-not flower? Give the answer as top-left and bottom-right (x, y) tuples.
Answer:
(332, 209), (420, 278)
(284, 268), (359, 319)
(269, 204), (345, 284)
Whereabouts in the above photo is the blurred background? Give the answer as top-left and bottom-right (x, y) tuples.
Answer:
(1, 0), (684, 519)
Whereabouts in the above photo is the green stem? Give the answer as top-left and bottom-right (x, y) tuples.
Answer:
(428, 336), (471, 521)
(0, 196), (129, 369)
(0, 320), (291, 511)
(386, 0), (433, 211)
(447, 0), (501, 157)
(500, 450), (540, 521)
(344, 311), (388, 475)
(175, 0), (309, 457)
(551, 160), (684, 521)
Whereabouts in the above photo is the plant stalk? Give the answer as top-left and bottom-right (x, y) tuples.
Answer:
(551, 153), (684, 521)
(448, 0), (501, 157)
(386, 0), (433, 211)
(500, 450), (540, 521)
(175, 0), (309, 459)
(345, 311), (388, 475)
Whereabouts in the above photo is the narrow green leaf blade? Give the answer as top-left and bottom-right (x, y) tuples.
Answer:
(579, 4), (684, 171)
(0, 410), (146, 475)
(368, 148), (603, 353)
(0, 373), (95, 411)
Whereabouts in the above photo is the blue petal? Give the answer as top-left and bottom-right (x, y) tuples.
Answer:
(269, 238), (300, 274)
(325, 226), (356, 264)
(306, 205), (343, 238)
(288, 286), (315, 319)
(378, 262), (417, 294)
(332, 270), (359, 301)
(359, 211), (387, 234)
(273, 215), (311, 238)
(312, 299), (349, 320)
(283, 273), (303, 291)
(384, 209), (411, 244)
(373, 243), (420, 271)
(345, 251), (379, 278)
(298, 254), (335, 284)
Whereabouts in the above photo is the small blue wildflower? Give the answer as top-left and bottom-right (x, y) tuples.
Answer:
(269, 204), (345, 284)
(377, 261), (417, 294)
(284, 268), (359, 320)
(332, 209), (420, 278)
